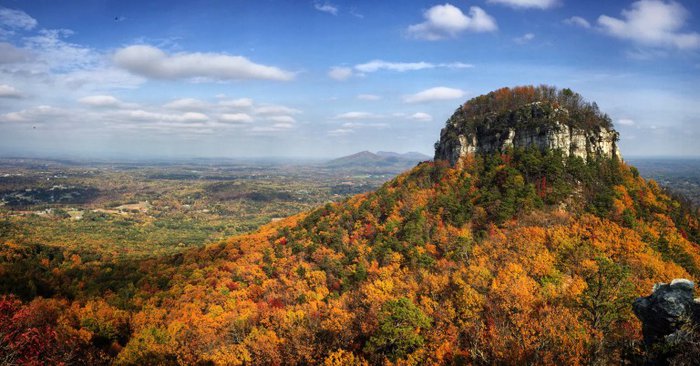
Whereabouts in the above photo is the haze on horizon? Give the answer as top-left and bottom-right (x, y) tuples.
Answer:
(0, 0), (698, 160)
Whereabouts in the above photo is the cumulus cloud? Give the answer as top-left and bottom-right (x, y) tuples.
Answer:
(124, 110), (209, 123)
(78, 95), (124, 107)
(254, 105), (301, 116)
(219, 98), (254, 108)
(267, 115), (297, 123)
(219, 113), (253, 124)
(357, 94), (381, 101)
(486, 0), (559, 10)
(114, 45), (295, 81)
(163, 98), (209, 110)
(0, 105), (67, 123)
(407, 4), (497, 40)
(334, 112), (382, 120)
(404, 87), (466, 103)
(12, 29), (144, 91)
(0, 7), (37, 31)
(328, 66), (353, 81)
(407, 112), (433, 122)
(314, 2), (338, 15)
(597, 0), (700, 50)
(0, 84), (22, 98)
(564, 16), (591, 29)
(514, 33), (535, 44)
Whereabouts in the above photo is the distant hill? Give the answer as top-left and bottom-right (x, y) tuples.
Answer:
(325, 150), (430, 168)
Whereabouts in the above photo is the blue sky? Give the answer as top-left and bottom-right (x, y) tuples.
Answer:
(0, 0), (698, 159)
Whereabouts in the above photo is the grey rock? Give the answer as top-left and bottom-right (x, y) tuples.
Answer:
(633, 279), (699, 346)
(434, 102), (621, 166)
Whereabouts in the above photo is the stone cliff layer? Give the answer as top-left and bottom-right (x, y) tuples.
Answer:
(434, 101), (621, 166)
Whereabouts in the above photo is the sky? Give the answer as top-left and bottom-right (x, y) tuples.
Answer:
(0, 0), (698, 160)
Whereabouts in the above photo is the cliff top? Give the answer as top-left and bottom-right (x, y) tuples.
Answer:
(453, 85), (614, 133)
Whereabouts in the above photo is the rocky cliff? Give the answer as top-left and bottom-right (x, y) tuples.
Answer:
(434, 86), (621, 166)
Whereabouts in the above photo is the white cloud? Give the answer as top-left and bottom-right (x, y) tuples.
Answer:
(355, 60), (473, 72)
(597, 0), (700, 50)
(78, 95), (123, 107)
(340, 122), (388, 128)
(0, 42), (30, 63)
(514, 33), (535, 44)
(407, 4), (497, 40)
(123, 109), (209, 123)
(328, 66), (353, 81)
(0, 7), (37, 31)
(314, 2), (338, 15)
(330, 60), (473, 80)
(271, 122), (294, 129)
(618, 118), (635, 126)
(254, 105), (301, 115)
(486, 0), (558, 10)
(25, 29), (99, 72)
(267, 115), (297, 123)
(404, 87), (466, 103)
(0, 84), (22, 98)
(219, 98), (254, 108)
(408, 112), (433, 122)
(357, 94), (381, 101)
(564, 16), (591, 29)
(219, 113), (253, 124)
(14, 29), (144, 91)
(181, 112), (209, 122)
(250, 123), (294, 133)
(334, 112), (381, 120)
(0, 105), (67, 123)
(328, 128), (354, 136)
(113, 45), (295, 81)
(164, 98), (209, 110)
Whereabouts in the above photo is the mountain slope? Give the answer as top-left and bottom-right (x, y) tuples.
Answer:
(1, 86), (699, 365)
(105, 147), (697, 365)
(325, 151), (430, 169)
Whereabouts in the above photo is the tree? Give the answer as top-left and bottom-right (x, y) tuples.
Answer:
(364, 297), (431, 362)
(578, 256), (635, 364)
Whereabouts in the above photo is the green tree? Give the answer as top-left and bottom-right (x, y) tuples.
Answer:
(364, 297), (431, 362)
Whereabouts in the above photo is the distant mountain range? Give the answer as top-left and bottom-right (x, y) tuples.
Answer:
(324, 151), (431, 169)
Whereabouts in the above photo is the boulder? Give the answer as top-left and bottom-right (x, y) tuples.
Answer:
(633, 279), (700, 346)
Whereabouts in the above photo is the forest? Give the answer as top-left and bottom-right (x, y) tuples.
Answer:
(1, 145), (699, 365)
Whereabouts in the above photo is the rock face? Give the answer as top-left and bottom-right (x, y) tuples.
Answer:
(633, 279), (700, 347)
(434, 101), (621, 166)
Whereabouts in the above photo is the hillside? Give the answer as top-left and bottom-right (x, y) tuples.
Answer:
(1, 86), (699, 365)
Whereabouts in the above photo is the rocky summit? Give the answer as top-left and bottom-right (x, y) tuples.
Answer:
(435, 86), (621, 166)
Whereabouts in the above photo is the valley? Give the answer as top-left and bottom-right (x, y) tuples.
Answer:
(0, 157), (415, 258)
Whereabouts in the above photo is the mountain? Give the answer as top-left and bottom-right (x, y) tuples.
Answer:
(1, 86), (699, 365)
(376, 151), (431, 161)
(325, 150), (430, 169)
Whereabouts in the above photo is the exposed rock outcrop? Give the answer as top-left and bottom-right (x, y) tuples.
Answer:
(434, 99), (621, 166)
(633, 279), (700, 347)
